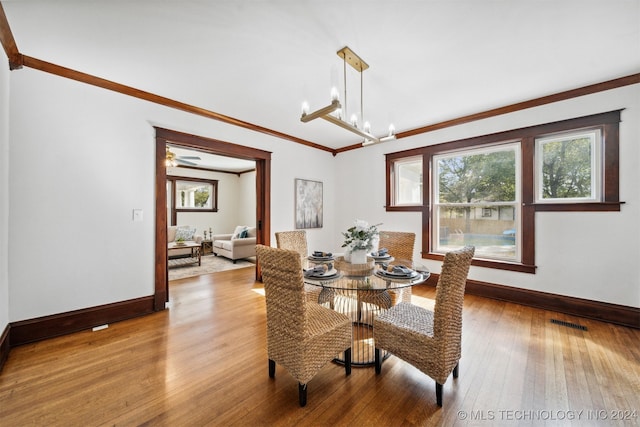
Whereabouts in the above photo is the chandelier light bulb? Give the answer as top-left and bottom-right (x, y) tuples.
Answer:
(363, 121), (371, 133)
(330, 87), (339, 101)
(350, 114), (358, 127)
(301, 101), (310, 115)
(335, 108), (343, 119)
(388, 124), (396, 136)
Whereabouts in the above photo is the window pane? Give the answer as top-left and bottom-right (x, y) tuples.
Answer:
(393, 156), (422, 205)
(436, 205), (517, 260)
(433, 143), (520, 262)
(176, 180), (213, 209)
(536, 130), (600, 202)
(437, 148), (516, 203)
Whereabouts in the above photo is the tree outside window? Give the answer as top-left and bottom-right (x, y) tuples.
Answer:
(536, 130), (601, 202)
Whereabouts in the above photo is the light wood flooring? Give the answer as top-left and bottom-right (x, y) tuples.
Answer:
(1, 267), (639, 426)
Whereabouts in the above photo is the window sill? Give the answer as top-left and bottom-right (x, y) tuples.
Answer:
(531, 201), (624, 212)
(423, 252), (537, 274)
(385, 205), (423, 212)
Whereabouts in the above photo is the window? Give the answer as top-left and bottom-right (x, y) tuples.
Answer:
(535, 129), (601, 203)
(167, 176), (218, 213)
(433, 143), (520, 262)
(391, 156), (423, 206)
(176, 179), (214, 209)
(385, 110), (622, 273)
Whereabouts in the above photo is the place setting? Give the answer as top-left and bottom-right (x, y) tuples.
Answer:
(304, 263), (340, 280)
(308, 250), (335, 262)
(370, 247), (393, 262)
(375, 264), (420, 280)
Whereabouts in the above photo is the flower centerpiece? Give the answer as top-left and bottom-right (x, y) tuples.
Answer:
(342, 219), (381, 264)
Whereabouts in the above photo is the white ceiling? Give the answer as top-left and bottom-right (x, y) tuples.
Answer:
(3, 1), (640, 153)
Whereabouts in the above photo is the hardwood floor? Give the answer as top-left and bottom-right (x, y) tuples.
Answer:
(1, 267), (639, 426)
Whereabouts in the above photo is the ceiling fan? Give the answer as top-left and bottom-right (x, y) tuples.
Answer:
(165, 146), (201, 167)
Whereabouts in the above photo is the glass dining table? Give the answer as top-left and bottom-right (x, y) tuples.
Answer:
(304, 255), (430, 367)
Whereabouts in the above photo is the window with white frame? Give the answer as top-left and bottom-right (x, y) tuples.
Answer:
(535, 129), (602, 203)
(391, 155), (423, 206)
(433, 143), (521, 262)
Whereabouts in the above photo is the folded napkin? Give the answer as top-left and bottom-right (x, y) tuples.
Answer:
(372, 248), (389, 256)
(312, 251), (332, 257)
(304, 264), (329, 276)
(387, 265), (413, 275)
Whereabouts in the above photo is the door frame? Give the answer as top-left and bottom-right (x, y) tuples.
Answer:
(154, 127), (271, 310)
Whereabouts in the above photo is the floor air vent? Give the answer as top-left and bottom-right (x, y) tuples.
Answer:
(550, 319), (587, 331)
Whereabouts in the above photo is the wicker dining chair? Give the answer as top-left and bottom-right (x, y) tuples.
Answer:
(378, 231), (415, 268)
(359, 231), (417, 312)
(378, 231), (416, 305)
(373, 245), (475, 407)
(256, 245), (352, 407)
(275, 230), (309, 268)
(275, 230), (326, 304)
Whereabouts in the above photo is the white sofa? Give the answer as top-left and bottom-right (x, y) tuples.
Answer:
(211, 226), (257, 263)
(167, 225), (203, 258)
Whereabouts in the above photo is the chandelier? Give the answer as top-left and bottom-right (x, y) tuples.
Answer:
(300, 46), (396, 146)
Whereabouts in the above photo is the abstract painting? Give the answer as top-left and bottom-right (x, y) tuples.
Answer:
(295, 179), (323, 229)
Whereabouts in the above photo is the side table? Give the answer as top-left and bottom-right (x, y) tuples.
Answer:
(201, 239), (213, 255)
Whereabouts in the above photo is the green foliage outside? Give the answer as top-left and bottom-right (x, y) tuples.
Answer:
(438, 149), (516, 204)
(194, 188), (210, 207)
(541, 137), (591, 199)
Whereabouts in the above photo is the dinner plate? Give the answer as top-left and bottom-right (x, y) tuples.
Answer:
(375, 270), (419, 279)
(305, 268), (338, 278)
(308, 255), (335, 261)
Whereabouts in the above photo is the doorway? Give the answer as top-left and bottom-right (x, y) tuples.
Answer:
(153, 127), (271, 310)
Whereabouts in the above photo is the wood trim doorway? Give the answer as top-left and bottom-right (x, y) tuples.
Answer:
(154, 127), (271, 310)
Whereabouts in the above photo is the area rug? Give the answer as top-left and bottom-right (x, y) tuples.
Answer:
(168, 255), (254, 280)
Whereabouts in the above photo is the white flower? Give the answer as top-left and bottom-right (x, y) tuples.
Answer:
(354, 219), (370, 230)
(342, 219), (381, 251)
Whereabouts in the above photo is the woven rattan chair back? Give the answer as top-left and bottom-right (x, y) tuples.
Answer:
(433, 246), (475, 364)
(378, 231), (415, 266)
(275, 230), (308, 266)
(257, 245), (307, 339)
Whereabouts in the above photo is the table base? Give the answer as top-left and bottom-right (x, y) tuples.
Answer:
(321, 291), (391, 367)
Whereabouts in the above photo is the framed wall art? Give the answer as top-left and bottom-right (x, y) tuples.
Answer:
(295, 178), (323, 229)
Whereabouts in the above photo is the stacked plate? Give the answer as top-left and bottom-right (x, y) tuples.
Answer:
(308, 251), (334, 262)
(304, 268), (339, 279)
(375, 268), (420, 280)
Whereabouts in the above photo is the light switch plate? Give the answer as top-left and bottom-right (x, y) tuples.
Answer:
(133, 209), (143, 221)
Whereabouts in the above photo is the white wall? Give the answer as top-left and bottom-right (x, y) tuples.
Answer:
(336, 84), (640, 308)
(268, 146), (340, 254)
(0, 50), (10, 331)
(237, 170), (256, 228)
